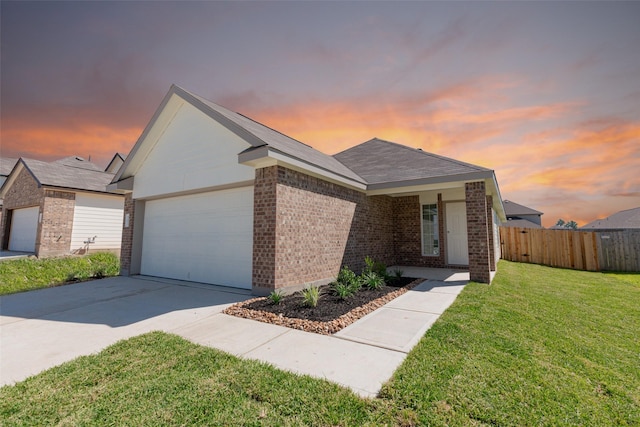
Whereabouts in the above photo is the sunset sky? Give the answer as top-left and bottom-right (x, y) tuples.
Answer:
(1, 1), (638, 227)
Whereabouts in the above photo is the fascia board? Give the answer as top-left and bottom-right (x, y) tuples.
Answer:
(366, 171), (493, 193)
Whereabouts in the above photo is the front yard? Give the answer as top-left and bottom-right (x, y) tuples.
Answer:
(1, 261), (638, 426)
(0, 252), (120, 295)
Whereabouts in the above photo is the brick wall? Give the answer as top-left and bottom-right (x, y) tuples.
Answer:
(120, 193), (135, 275)
(1, 168), (44, 251)
(393, 194), (446, 268)
(39, 190), (75, 256)
(465, 181), (491, 283)
(252, 165), (395, 294)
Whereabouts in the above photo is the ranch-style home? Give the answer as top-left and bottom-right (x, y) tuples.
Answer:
(0, 156), (125, 256)
(109, 85), (505, 295)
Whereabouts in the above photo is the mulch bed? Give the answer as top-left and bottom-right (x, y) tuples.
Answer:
(223, 277), (424, 335)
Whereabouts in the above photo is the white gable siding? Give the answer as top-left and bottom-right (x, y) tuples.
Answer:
(133, 102), (255, 199)
(70, 193), (124, 252)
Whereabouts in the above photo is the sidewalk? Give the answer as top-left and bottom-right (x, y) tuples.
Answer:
(1, 274), (467, 398)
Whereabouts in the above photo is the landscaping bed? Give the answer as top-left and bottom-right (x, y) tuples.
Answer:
(224, 276), (423, 335)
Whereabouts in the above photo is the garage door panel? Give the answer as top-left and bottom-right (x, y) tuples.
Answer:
(140, 187), (253, 289)
(8, 207), (39, 252)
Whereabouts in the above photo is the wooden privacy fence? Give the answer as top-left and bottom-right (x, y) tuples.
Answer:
(500, 227), (640, 272)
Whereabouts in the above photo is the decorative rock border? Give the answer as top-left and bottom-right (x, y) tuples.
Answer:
(223, 278), (425, 335)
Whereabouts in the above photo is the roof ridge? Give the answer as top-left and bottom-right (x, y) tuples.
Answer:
(337, 137), (490, 172)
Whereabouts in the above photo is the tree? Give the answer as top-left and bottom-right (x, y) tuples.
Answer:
(565, 220), (578, 230)
(555, 218), (578, 230)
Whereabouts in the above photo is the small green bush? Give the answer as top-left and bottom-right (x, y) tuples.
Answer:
(361, 271), (385, 290)
(300, 285), (320, 308)
(393, 268), (404, 278)
(332, 281), (354, 299)
(268, 290), (283, 305)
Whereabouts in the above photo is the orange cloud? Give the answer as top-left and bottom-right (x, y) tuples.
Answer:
(1, 119), (140, 168)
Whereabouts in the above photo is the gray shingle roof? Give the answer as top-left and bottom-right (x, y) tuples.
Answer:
(581, 207), (640, 230)
(503, 200), (543, 216)
(180, 87), (364, 183)
(54, 156), (103, 171)
(22, 158), (115, 193)
(1, 157), (18, 176)
(333, 138), (490, 185)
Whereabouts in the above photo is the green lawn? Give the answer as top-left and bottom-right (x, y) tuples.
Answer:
(0, 252), (120, 295)
(1, 261), (638, 426)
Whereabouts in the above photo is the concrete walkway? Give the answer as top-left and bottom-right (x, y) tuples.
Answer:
(0, 272), (467, 397)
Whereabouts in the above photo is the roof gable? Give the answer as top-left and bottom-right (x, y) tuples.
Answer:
(333, 138), (491, 186)
(503, 200), (543, 216)
(114, 85), (363, 186)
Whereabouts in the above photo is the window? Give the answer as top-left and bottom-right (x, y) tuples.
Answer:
(422, 204), (439, 256)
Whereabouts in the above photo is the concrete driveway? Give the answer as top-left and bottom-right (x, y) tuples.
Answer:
(1, 273), (466, 397)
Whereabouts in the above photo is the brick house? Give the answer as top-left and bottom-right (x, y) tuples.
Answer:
(109, 85), (505, 295)
(0, 156), (125, 256)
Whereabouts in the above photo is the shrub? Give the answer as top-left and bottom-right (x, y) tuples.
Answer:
(300, 285), (320, 308)
(332, 281), (354, 299)
(361, 271), (385, 290)
(393, 268), (404, 278)
(267, 290), (283, 305)
(364, 256), (392, 283)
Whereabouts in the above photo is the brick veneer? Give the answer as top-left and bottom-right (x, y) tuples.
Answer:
(252, 165), (394, 294)
(465, 181), (491, 283)
(393, 194), (446, 268)
(1, 168), (44, 251)
(120, 193), (135, 275)
(39, 190), (75, 256)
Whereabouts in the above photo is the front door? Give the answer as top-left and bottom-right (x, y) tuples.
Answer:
(446, 202), (469, 265)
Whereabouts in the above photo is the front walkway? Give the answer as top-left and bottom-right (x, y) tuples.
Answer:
(1, 269), (468, 397)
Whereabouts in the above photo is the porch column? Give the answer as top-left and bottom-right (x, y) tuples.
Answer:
(465, 182), (491, 283)
(486, 195), (496, 271)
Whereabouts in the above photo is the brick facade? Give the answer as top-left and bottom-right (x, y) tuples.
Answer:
(39, 190), (75, 256)
(465, 181), (491, 283)
(393, 194), (446, 268)
(1, 168), (44, 251)
(252, 165), (394, 294)
(0, 168), (79, 256)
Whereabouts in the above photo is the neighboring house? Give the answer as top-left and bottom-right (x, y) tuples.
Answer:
(108, 85), (506, 295)
(580, 207), (640, 231)
(501, 200), (543, 229)
(0, 157), (19, 210)
(0, 156), (125, 256)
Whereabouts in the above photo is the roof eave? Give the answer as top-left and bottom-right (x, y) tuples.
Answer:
(238, 146), (367, 191)
(106, 176), (134, 194)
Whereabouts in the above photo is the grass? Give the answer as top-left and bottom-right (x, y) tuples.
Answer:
(0, 252), (120, 295)
(1, 261), (638, 426)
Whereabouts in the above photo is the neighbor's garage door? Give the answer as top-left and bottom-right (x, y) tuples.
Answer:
(8, 206), (39, 252)
(140, 186), (253, 289)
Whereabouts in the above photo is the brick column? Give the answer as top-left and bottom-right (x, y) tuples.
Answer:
(486, 195), (496, 271)
(39, 190), (75, 256)
(120, 193), (135, 276)
(465, 182), (491, 283)
(252, 166), (278, 295)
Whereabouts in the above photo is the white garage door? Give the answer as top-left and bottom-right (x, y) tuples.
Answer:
(140, 186), (253, 289)
(9, 206), (39, 252)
